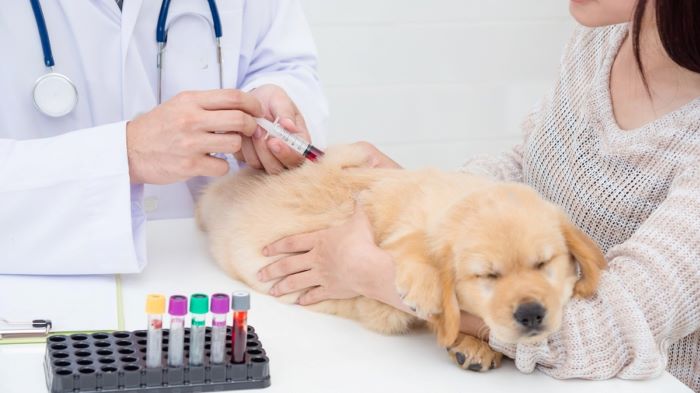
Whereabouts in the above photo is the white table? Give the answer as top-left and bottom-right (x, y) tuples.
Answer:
(0, 219), (691, 392)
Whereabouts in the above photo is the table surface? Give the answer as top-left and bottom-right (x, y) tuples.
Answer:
(0, 218), (691, 393)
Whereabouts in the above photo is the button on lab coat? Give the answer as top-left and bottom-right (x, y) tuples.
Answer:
(0, 0), (328, 274)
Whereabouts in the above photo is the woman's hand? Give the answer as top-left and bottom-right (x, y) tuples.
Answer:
(460, 312), (490, 341)
(258, 203), (394, 305)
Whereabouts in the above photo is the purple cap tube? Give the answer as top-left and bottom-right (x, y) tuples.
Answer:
(168, 295), (188, 316)
(210, 293), (230, 314)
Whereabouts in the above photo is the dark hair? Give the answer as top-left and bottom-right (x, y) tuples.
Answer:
(632, 0), (700, 87)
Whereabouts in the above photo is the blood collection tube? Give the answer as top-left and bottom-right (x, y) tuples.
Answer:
(189, 293), (209, 366)
(231, 291), (250, 364)
(209, 293), (230, 364)
(167, 295), (188, 367)
(145, 294), (166, 368)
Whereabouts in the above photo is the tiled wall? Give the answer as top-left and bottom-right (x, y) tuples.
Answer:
(300, 0), (576, 169)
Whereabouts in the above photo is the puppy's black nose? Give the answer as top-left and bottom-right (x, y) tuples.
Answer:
(513, 302), (546, 329)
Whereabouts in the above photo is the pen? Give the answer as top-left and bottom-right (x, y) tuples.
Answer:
(210, 293), (229, 364)
(0, 318), (52, 339)
(145, 294), (166, 368)
(231, 291), (250, 364)
(167, 295), (188, 367)
(189, 293), (208, 366)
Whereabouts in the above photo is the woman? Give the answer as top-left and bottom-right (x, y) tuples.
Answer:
(257, 0), (700, 389)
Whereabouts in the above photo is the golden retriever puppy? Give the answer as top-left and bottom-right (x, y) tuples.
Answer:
(196, 143), (606, 371)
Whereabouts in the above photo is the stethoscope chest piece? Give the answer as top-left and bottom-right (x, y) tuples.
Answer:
(32, 72), (78, 117)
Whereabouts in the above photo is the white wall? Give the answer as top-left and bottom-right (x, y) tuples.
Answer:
(299, 0), (576, 169)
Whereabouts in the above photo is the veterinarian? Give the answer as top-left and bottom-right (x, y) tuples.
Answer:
(258, 0), (700, 390)
(0, 1), (327, 274)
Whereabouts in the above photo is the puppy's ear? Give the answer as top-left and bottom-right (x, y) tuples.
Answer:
(560, 214), (607, 298)
(431, 246), (462, 347)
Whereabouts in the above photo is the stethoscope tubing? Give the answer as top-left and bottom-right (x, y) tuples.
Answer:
(29, 0), (55, 68)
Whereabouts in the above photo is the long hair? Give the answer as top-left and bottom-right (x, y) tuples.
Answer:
(632, 0), (700, 88)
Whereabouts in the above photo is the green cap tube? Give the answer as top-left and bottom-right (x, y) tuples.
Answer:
(189, 293), (209, 314)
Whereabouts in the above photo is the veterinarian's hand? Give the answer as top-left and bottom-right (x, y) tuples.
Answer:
(127, 89), (262, 184)
(258, 204), (393, 305)
(234, 84), (312, 174)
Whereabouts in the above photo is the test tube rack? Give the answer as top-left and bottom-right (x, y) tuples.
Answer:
(43, 326), (270, 392)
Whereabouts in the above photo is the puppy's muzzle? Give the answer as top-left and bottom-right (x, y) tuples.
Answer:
(513, 302), (546, 333)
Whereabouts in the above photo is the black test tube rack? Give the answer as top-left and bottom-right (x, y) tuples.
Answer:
(43, 326), (270, 392)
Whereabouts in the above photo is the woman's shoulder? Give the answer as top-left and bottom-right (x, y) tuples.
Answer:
(557, 24), (626, 81)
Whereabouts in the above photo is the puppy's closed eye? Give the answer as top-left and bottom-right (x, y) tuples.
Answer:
(475, 272), (501, 280)
(534, 261), (548, 270)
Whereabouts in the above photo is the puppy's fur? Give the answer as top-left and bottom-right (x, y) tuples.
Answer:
(196, 144), (606, 371)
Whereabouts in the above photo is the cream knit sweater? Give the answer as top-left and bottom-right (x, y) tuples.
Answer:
(461, 24), (700, 390)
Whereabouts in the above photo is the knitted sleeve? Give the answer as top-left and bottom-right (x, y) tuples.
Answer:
(488, 164), (700, 380)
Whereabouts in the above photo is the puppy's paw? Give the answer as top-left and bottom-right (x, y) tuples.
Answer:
(447, 334), (502, 372)
(395, 262), (442, 320)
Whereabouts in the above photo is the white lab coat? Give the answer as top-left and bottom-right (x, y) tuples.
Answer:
(0, 1), (328, 274)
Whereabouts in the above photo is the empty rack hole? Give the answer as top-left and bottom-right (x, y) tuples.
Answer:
(246, 334), (255, 340)
(94, 341), (110, 348)
(55, 369), (72, 376)
(97, 349), (113, 356)
(120, 356), (137, 363)
(123, 365), (140, 372)
(73, 342), (89, 349)
(133, 330), (147, 338)
(101, 366), (117, 373)
(247, 349), (262, 356)
(70, 334), (88, 341)
(251, 357), (266, 363)
(98, 357), (115, 364)
(52, 352), (69, 359)
(118, 348), (134, 355)
(92, 333), (109, 340)
(53, 360), (70, 367)
(77, 359), (93, 366)
(78, 367), (95, 374)
(137, 339), (147, 346)
(74, 351), (91, 357)
(48, 336), (66, 343)
(115, 340), (131, 347)
(112, 331), (130, 339)
(50, 344), (67, 351)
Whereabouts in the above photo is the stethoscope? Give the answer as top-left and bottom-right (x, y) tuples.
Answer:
(28, 0), (224, 117)
(157, 0), (223, 104)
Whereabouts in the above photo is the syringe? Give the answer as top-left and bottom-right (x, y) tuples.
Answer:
(255, 117), (324, 162)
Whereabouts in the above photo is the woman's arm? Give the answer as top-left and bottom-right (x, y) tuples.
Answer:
(489, 164), (700, 380)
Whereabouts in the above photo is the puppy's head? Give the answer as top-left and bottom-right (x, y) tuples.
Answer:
(430, 183), (606, 346)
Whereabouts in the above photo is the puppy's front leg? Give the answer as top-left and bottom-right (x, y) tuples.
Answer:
(447, 333), (503, 372)
(385, 232), (443, 320)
